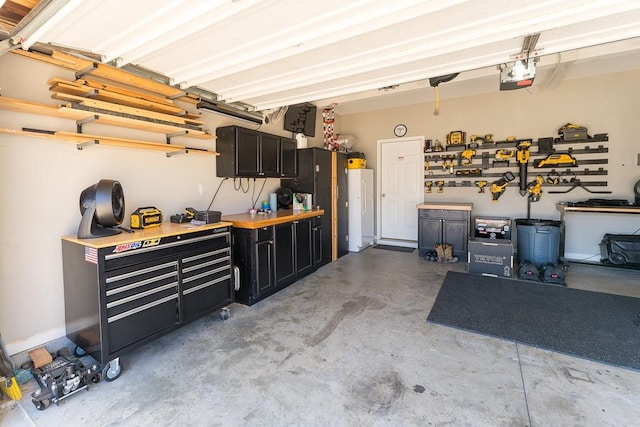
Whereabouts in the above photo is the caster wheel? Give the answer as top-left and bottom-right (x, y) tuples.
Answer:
(609, 253), (626, 265)
(220, 308), (230, 321)
(73, 346), (87, 357)
(91, 373), (102, 384)
(103, 360), (123, 382)
(33, 398), (50, 411)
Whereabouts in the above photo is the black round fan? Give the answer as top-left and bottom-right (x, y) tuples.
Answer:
(276, 187), (293, 209)
(78, 179), (125, 239)
(635, 179), (640, 206)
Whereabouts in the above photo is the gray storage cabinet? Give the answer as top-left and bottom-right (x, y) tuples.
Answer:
(418, 203), (472, 261)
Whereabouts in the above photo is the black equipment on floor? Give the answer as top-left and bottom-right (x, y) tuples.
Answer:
(600, 234), (640, 266)
(518, 261), (540, 281)
(30, 348), (102, 410)
(540, 263), (566, 285)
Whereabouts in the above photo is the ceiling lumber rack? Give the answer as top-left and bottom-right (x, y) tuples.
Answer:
(5, 47), (223, 155)
(12, 48), (201, 104)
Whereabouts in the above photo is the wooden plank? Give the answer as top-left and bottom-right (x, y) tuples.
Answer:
(52, 93), (204, 126)
(77, 77), (176, 106)
(0, 95), (213, 139)
(58, 105), (214, 138)
(49, 79), (189, 116)
(49, 81), (98, 98)
(0, 95), (88, 120)
(0, 127), (218, 155)
(88, 63), (185, 98)
(11, 49), (87, 70)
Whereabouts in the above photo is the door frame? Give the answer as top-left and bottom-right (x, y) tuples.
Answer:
(376, 136), (424, 247)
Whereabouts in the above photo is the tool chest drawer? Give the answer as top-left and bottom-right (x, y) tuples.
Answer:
(181, 244), (233, 320)
(103, 229), (230, 271)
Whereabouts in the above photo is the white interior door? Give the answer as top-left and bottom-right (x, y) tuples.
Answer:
(377, 136), (423, 246)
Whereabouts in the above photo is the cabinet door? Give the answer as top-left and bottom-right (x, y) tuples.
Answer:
(236, 128), (261, 176)
(443, 219), (469, 261)
(255, 239), (275, 296)
(336, 152), (349, 258)
(260, 133), (280, 176)
(418, 217), (442, 256)
(312, 216), (323, 268)
(295, 218), (314, 278)
(280, 138), (297, 177)
(274, 222), (296, 287)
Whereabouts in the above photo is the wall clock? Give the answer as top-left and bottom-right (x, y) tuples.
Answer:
(394, 124), (407, 137)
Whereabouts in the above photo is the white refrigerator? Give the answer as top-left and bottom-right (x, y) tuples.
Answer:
(348, 169), (375, 252)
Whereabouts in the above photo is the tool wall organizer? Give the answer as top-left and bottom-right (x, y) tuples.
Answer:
(423, 134), (610, 197)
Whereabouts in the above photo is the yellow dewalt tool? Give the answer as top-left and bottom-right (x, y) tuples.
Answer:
(516, 140), (532, 196)
(459, 149), (476, 166)
(475, 180), (488, 193)
(425, 181), (433, 193)
(446, 131), (466, 146)
(490, 171), (516, 201)
(436, 180), (445, 193)
(526, 175), (544, 202)
(130, 207), (163, 229)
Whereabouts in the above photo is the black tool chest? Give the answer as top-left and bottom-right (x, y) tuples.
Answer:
(61, 223), (233, 372)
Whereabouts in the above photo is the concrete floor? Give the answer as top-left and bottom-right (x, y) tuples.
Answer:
(1, 248), (640, 426)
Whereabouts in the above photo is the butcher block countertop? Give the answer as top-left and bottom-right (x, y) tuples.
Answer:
(61, 221), (233, 248)
(222, 209), (324, 229)
(417, 202), (473, 211)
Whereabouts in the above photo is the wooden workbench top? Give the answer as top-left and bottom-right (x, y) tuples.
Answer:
(417, 202), (473, 211)
(61, 221), (233, 248)
(222, 209), (324, 229)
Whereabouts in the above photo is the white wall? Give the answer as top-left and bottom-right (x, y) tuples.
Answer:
(338, 70), (640, 260)
(0, 53), (323, 354)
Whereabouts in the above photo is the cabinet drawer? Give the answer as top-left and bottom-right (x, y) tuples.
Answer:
(256, 226), (273, 242)
(419, 209), (469, 220)
(183, 278), (233, 319)
(105, 260), (178, 292)
(181, 247), (231, 292)
(107, 296), (178, 353)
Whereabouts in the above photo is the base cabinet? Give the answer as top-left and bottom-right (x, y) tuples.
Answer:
(62, 225), (233, 367)
(418, 206), (471, 261)
(233, 217), (318, 306)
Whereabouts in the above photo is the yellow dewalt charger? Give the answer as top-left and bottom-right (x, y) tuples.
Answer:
(130, 206), (163, 229)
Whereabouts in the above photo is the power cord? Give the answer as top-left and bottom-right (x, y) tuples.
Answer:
(251, 178), (268, 209)
(207, 177), (228, 210)
(233, 177), (250, 193)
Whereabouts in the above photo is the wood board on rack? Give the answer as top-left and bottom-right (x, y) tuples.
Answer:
(0, 95), (214, 139)
(0, 127), (218, 156)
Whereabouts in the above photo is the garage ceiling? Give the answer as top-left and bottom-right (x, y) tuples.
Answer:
(1, 0), (640, 115)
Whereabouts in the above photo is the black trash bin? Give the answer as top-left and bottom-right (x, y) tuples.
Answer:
(515, 219), (561, 267)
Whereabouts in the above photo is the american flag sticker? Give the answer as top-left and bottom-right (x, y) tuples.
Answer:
(84, 247), (98, 264)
